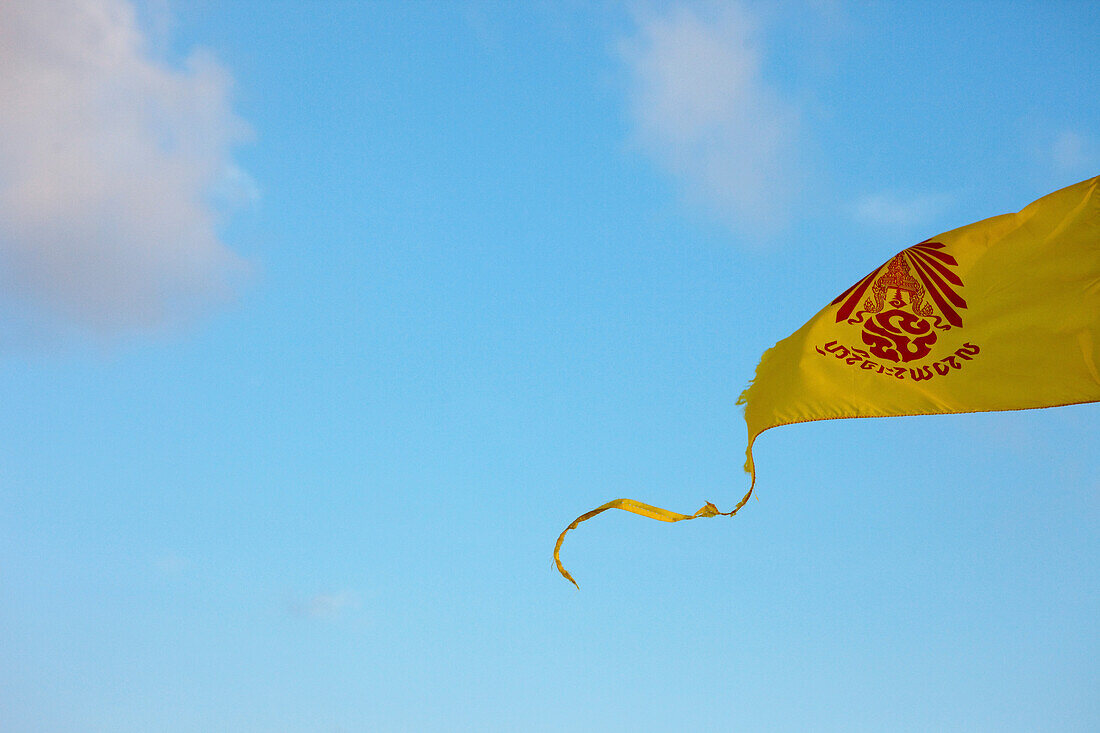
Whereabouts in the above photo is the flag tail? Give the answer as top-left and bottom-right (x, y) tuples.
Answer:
(554, 483), (755, 588)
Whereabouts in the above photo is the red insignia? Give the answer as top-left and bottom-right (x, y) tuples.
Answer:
(831, 241), (967, 364)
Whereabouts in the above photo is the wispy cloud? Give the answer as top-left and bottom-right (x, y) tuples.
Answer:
(851, 191), (955, 230)
(619, 4), (801, 236)
(294, 591), (359, 621)
(152, 552), (192, 574)
(0, 0), (255, 337)
(1049, 129), (1098, 175)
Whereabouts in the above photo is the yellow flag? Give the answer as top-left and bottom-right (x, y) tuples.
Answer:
(740, 175), (1100, 478)
(555, 175), (1100, 587)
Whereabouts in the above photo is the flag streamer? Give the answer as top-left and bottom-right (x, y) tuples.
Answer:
(554, 487), (755, 588)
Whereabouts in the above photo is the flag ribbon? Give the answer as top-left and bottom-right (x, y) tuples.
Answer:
(554, 483), (755, 588)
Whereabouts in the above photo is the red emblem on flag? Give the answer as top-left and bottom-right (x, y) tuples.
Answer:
(831, 241), (967, 364)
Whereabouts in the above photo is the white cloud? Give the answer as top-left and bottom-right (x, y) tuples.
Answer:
(153, 551), (191, 574)
(619, 4), (801, 235)
(851, 191), (954, 230)
(298, 591), (358, 620)
(1050, 130), (1097, 174)
(0, 0), (254, 336)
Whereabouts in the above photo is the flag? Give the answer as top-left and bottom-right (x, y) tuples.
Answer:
(740, 175), (1099, 478)
(556, 175), (1100, 587)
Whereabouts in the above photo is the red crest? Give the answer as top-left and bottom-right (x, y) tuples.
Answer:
(831, 241), (966, 364)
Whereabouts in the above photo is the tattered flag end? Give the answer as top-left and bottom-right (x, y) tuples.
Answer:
(553, 491), (754, 588)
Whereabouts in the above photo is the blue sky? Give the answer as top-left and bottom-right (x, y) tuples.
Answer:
(0, 1), (1097, 730)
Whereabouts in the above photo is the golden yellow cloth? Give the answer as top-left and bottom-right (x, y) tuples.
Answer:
(556, 175), (1100, 587)
(740, 175), (1100, 476)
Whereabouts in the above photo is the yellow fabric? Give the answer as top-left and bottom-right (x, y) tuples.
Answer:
(739, 175), (1100, 478)
(555, 175), (1099, 587)
(553, 496), (751, 588)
